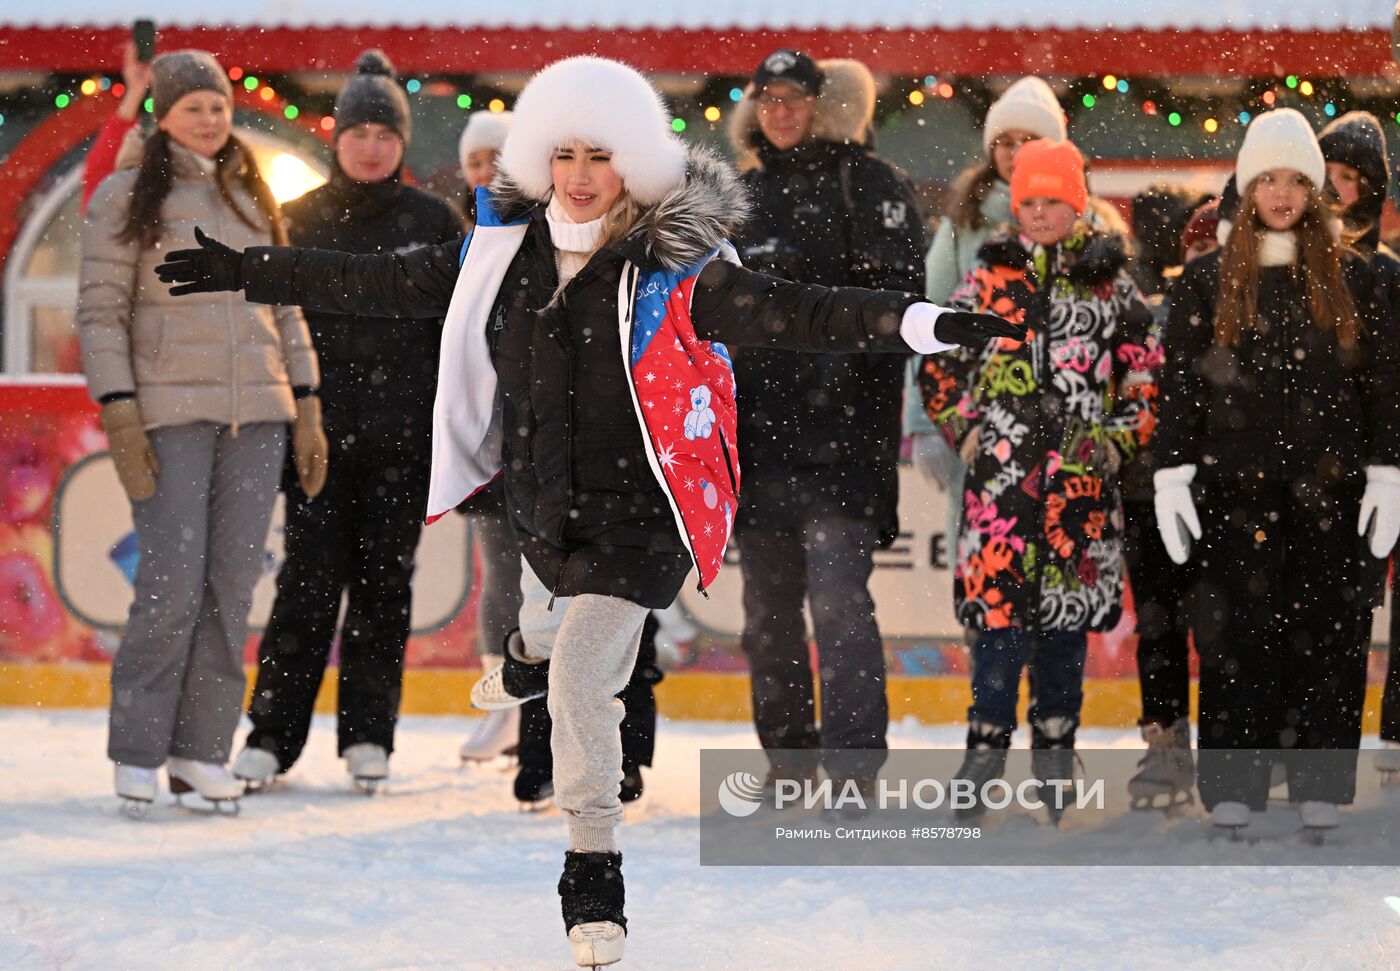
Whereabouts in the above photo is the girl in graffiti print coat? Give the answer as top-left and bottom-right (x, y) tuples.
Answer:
(918, 140), (1160, 793)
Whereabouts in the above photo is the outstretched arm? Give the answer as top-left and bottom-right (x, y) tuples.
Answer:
(688, 259), (1022, 354)
(156, 227), (465, 320)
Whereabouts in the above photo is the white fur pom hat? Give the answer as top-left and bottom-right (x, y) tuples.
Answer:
(497, 56), (688, 206)
(458, 110), (512, 173)
(982, 76), (1067, 152)
(1236, 108), (1325, 191)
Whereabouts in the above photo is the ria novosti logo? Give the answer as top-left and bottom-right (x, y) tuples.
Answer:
(717, 771), (765, 817)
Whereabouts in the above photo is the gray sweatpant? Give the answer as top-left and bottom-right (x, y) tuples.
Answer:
(519, 562), (649, 853)
(108, 421), (285, 768)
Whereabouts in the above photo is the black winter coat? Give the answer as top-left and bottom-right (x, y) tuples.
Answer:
(1156, 250), (1400, 487)
(239, 150), (921, 608)
(281, 172), (461, 455)
(730, 139), (925, 545)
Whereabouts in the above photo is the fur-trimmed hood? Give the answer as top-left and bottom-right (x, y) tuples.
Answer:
(486, 144), (750, 272)
(727, 58), (877, 171)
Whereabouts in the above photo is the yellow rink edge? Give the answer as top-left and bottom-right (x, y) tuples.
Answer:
(0, 662), (1386, 732)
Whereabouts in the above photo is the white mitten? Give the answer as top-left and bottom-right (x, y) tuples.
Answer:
(1358, 465), (1400, 558)
(1153, 464), (1201, 565)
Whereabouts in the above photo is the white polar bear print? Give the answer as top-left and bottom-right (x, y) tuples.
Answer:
(684, 385), (717, 441)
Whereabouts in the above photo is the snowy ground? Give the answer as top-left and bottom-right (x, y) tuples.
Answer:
(3, 709), (1399, 970)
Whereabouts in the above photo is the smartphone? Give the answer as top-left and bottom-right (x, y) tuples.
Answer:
(133, 20), (156, 63)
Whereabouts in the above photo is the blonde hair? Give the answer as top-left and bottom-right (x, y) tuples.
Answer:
(1216, 179), (1358, 349)
(597, 190), (643, 252)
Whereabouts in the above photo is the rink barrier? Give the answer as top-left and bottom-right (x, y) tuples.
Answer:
(0, 662), (1389, 731)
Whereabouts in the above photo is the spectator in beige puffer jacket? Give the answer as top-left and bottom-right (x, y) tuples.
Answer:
(77, 49), (328, 813)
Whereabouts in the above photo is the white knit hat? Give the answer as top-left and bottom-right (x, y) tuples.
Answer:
(982, 76), (1067, 152)
(1235, 108), (1325, 191)
(458, 111), (512, 175)
(497, 56), (688, 206)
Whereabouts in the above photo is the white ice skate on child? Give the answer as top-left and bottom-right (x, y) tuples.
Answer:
(344, 743), (389, 794)
(1298, 800), (1340, 845)
(231, 746), (279, 792)
(1209, 800), (1252, 840)
(167, 757), (242, 814)
(114, 763), (159, 818)
(1376, 741), (1400, 785)
(460, 656), (521, 763)
(568, 921), (626, 968)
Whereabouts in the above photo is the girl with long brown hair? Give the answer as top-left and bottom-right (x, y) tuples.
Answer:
(78, 50), (326, 815)
(1154, 109), (1400, 836)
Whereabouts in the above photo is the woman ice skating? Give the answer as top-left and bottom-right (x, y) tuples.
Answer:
(1155, 108), (1400, 835)
(228, 51), (462, 795)
(918, 138), (1160, 824)
(153, 55), (1020, 966)
(77, 49), (326, 815)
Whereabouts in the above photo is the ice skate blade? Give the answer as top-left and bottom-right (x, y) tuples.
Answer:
(1130, 789), (1195, 812)
(239, 777), (281, 795)
(353, 778), (384, 796)
(120, 797), (152, 820)
(171, 793), (241, 816)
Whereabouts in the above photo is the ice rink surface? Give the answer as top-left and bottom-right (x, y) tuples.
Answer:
(3, 709), (1399, 969)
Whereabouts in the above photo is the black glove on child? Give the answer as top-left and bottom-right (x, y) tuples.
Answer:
(155, 227), (245, 296)
(934, 310), (1027, 348)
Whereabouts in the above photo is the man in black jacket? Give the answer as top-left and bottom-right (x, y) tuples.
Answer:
(231, 51), (462, 790)
(727, 51), (926, 787)
(1319, 111), (1400, 775)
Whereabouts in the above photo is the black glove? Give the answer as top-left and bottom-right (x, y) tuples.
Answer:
(155, 227), (245, 296)
(934, 310), (1027, 348)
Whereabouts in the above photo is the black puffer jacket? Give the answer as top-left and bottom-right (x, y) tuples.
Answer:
(1156, 249), (1400, 485)
(728, 61), (925, 546)
(281, 169), (461, 450)
(239, 148), (921, 607)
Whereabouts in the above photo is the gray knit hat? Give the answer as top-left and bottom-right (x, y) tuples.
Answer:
(150, 50), (233, 120)
(334, 50), (411, 144)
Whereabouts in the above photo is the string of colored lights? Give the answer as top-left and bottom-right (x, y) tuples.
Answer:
(23, 69), (1397, 139)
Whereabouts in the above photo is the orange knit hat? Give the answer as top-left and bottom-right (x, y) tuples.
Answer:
(1010, 139), (1088, 214)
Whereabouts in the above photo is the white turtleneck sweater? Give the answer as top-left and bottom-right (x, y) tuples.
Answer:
(546, 195), (605, 288)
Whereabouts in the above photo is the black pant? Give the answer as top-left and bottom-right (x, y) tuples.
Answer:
(1122, 499), (1195, 727)
(516, 615), (663, 778)
(245, 419), (429, 768)
(736, 513), (888, 781)
(1191, 480), (1380, 808)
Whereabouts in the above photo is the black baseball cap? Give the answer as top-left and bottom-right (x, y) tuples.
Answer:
(751, 49), (824, 96)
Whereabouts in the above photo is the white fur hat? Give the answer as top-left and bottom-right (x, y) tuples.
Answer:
(983, 76), (1066, 152)
(458, 111), (512, 174)
(497, 56), (688, 206)
(1235, 107), (1325, 191)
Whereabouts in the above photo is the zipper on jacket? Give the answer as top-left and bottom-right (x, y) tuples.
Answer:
(548, 312), (578, 611)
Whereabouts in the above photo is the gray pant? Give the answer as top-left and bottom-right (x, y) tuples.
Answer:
(469, 511), (523, 658)
(108, 421), (285, 768)
(519, 562), (649, 853)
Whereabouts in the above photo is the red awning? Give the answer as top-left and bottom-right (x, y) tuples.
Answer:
(0, 25), (1392, 78)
